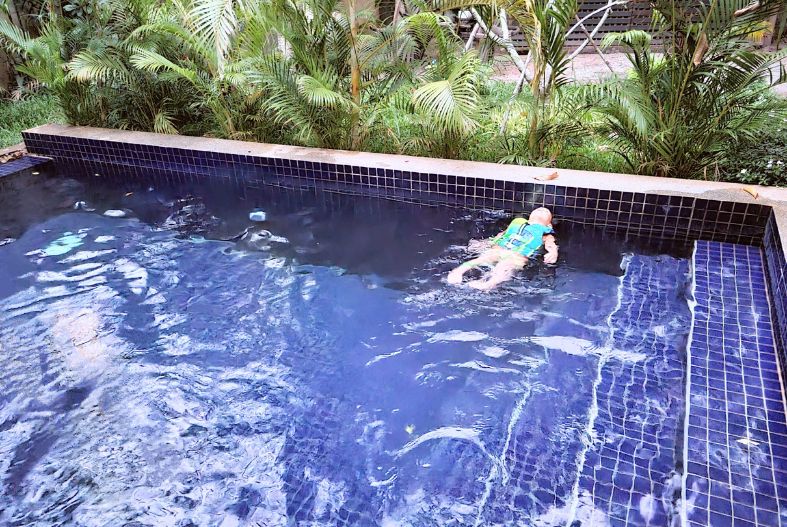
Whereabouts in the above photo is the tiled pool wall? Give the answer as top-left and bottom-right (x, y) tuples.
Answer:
(0, 155), (49, 180)
(22, 130), (773, 246)
(17, 125), (787, 366)
(765, 212), (787, 375)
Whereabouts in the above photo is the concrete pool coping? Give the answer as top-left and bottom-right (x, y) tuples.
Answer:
(22, 123), (787, 254)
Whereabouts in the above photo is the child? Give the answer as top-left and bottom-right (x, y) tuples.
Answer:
(447, 207), (558, 290)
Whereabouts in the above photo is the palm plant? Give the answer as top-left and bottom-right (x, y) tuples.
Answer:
(0, 15), (67, 93)
(67, 0), (207, 134)
(399, 49), (486, 158)
(0, 0), (203, 131)
(391, 10), (489, 158)
(434, 0), (580, 160)
(493, 87), (587, 165)
(124, 0), (263, 138)
(248, 0), (372, 148)
(246, 0), (425, 149)
(0, 12), (106, 123)
(586, 0), (787, 179)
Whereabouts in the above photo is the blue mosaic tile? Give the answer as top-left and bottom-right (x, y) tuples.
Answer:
(0, 155), (49, 178)
(575, 254), (691, 526)
(686, 241), (787, 527)
(764, 212), (787, 382)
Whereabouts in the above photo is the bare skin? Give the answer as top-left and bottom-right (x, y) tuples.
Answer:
(447, 207), (559, 291)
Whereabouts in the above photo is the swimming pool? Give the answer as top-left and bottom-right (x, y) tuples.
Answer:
(2, 124), (787, 526)
(0, 169), (697, 526)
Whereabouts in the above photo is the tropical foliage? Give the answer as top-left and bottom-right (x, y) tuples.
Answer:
(585, 0), (787, 178)
(721, 115), (787, 186)
(1, 0), (786, 185)
(0, 92), (64, 148)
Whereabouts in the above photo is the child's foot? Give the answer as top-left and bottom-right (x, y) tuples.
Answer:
(447, 269), (464, 284)
(468, 279), (495, 291)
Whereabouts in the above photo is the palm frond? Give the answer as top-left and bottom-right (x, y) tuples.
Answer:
(131, 46), (201, 85)
(68, 48), (131, 83)
(154, 109), (180, 134)
(189, 0), (241, 74)
(297, 72), (347, 108)
(412, 51), (480, 135)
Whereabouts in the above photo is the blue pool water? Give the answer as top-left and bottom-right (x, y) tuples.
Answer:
(0, 173), (692, 526)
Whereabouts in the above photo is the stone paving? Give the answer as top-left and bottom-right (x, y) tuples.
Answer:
(490, 52), (787, 97)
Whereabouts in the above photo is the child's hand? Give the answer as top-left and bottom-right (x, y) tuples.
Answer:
(543, 235), (558, 264)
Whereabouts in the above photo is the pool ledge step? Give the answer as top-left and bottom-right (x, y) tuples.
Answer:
(683, 241), (787, 527)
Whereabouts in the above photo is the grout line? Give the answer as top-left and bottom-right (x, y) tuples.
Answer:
(682, 241), (699, 527)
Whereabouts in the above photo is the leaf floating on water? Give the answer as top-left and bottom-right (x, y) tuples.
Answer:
(405, 424), (415, 435)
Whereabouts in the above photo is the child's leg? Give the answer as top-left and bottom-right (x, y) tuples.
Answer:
(468, 256), (526, 290)
(447, 249), (501, 284)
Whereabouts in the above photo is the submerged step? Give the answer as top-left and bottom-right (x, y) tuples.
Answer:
(570, 254), (690, 527)
(684, 241), (787, 527)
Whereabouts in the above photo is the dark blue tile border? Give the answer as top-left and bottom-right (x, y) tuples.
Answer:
(686, 242), (787, 527)
(764, 212), (787, 380)
(0, 155), (50, 178)
(22, 131), (773, 246)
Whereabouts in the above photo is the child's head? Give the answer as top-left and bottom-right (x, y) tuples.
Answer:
(529, 207), (553, 226)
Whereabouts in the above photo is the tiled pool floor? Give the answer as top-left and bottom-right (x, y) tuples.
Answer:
(685, 242), (787, 527)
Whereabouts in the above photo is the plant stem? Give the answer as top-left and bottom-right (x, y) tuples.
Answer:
(348, 0), (362, 150)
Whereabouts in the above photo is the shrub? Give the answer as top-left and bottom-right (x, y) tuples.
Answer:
(0, 93), (65, 148)
(585, 0), (787, 179)
(720, 117), (787, 186)
(0, 0), (784, 187)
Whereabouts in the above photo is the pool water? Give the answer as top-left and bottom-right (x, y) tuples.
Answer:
(0, 172), (692, 526)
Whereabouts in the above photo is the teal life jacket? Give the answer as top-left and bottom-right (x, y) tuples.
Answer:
(493, 218), (554, 257)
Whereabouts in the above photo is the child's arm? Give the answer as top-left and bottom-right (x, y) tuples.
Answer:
(543, 234), (558, 264)
(468, 231), (504, 253)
